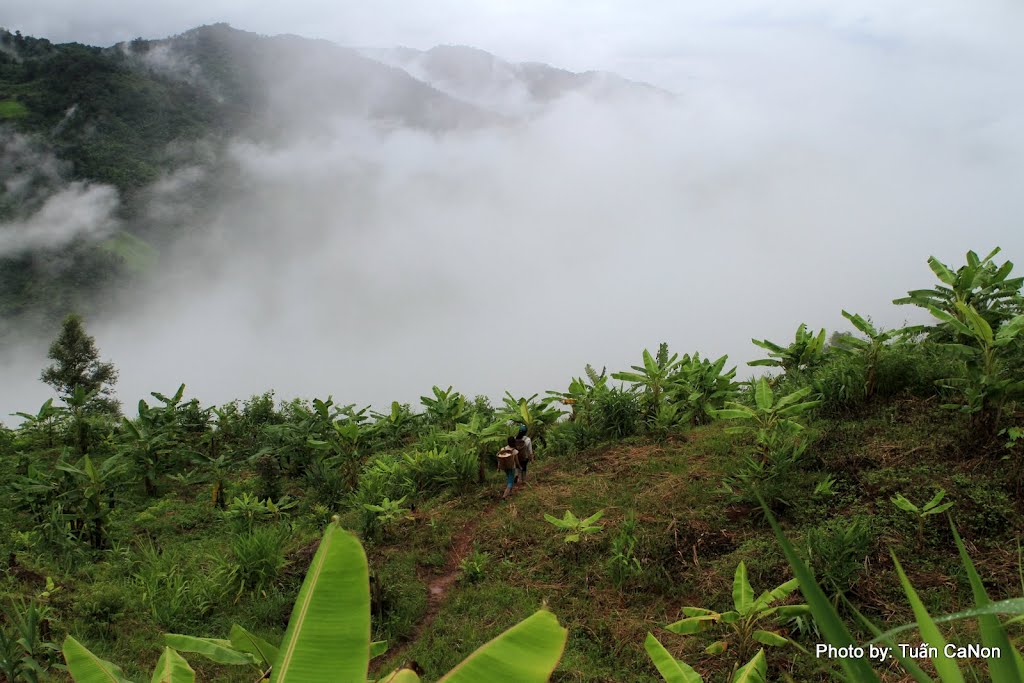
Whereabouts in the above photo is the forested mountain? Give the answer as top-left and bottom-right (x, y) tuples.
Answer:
(360, 44), (672, 115)
(0, 24), (664, 340)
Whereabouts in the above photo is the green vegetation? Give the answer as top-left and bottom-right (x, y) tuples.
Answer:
(0, 98), (29, 118)
(1, 246), (1024, 681)
(659, 560), (807, 662)
(543, 510), (605, 544)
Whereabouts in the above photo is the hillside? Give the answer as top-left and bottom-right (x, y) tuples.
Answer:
(0, 24), (664, 340)
(360, 44), (674, 116)
(0, 246), (1022, 681)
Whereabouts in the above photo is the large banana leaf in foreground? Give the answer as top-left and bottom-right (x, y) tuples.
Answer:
(63, 635), (134, 683)
(438, 609), (567, 682)
(644, 633), (702, 683)
(150, 648), (194, 683)
(65, 521), (568, 682)
(271, 522), (370, 683)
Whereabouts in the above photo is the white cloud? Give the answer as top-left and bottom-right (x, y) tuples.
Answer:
(1, 1), (1023, 418)
(0, 182), (119, 256)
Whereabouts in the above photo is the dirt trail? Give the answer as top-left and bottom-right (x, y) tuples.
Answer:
(381, 464), (552, 668)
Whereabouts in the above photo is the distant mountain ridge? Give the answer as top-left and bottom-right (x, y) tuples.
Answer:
(359, 43), (673, 116)
(0, 23), (670, 337)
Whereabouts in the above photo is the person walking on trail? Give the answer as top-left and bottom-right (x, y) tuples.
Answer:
(496, 436), (521, 500)
(514, 424), (534, 484)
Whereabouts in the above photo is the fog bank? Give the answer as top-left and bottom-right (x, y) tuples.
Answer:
(2, 12), (1024, 420)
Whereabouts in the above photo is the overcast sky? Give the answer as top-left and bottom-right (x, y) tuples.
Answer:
(4, 1), (1022, 91)
(2, 1), (1024, 418)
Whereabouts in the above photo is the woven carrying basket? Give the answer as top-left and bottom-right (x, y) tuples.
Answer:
(496, 448), (517, 471)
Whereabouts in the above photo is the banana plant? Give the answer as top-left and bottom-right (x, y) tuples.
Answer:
(894, 247), (1024, 340)
(368, 401), (420, 448)
(311, 397), (341, 425)
(119, 404), (171, 497)
(671, 353), (739, 426)
(891, 489), (954, 547)
(54, 454), (124, 548)
(62, 520), (567, 682)
(644, 636), (766, 683)
(498, 392), (563, 443)
(149, 384), (188, 440)
(834, 312), (924, 399)
(13, 398), (66, 450)
(64, 637), (194, 683)
(544, 510), (605, 543)
(546, 366), (609, 421)
(612, 347), (680, 417)
(420, 386), (470, 431)
(445, 413), (511, 482)
(710, 378), (820, 458)
(663, 560), (807, 665)
(929, 301), (1024, 437)
(306, 417), (368, 492)
(362, 495), (413, 536)
(749, 324), (828, 375)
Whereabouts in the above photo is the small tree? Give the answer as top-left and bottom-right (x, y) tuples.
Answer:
(39, 314), (119, 413)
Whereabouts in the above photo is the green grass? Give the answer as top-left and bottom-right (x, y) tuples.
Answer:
(2, 399), (1022, 681)
(100, 232), (159, 274)
(0, 98), (28, 118)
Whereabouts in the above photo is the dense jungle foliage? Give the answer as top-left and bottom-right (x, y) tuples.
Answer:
(0, 247), (1023, 682)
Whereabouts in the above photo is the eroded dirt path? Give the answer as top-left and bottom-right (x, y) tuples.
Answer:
(382, 464), (552, 668)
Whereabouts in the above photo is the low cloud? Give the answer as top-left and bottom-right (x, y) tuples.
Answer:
(0, 182), (119, 255)
(1, 9), (1023, 420)
(0, 132), (120, 256)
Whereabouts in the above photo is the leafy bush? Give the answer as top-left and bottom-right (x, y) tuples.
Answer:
(804, 516), (875, 603)
(0, 596), (62, 683)
(253, 452), (282, 501)
(544, 510), (605, 543)
(132, 543), (211, 630)
(656, 560), (806, 665)
(672, 353), (739, 425)
(353, 446), (476, 511)
(459, 546), (490, 583)
(750, 323), (829, 375)
(545, 419), (601, 457)
(763, 500), (1024, 683)
(361, 495), (413, 539)
(720, 441), (808, 511)
(222, 493), (295, 534)
(76, 583), (130, 637)
(592, 388), (641, 439)
(230, 524), (290, 596)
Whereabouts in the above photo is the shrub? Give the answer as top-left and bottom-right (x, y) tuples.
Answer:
(353, 446), (475, 511)
(459, 546), (490, 583)
(77, 584), (130, 637)
(592, 388), (641, 439)
(132, 543), (208, 630)
(230, 524), (290, 596)
(545, 420), (600, 458)
(804, 516), (875, 603)
(0, 596), (62, 682)
(254, 452), (281, 501)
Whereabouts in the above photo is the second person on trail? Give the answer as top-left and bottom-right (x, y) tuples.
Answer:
(496, 436), (521, 499)
(514, 424), (533, 484)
